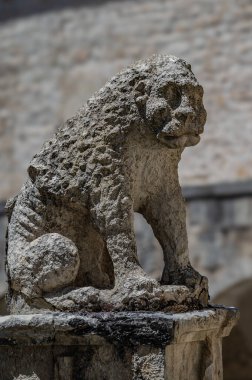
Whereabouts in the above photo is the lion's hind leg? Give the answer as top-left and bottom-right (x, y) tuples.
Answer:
(11, 233), (80, 299)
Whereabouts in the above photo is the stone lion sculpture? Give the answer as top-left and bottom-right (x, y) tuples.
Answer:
(6, 55), (208, 313)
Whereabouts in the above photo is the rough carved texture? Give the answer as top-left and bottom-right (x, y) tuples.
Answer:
(6, 55), (208, 313)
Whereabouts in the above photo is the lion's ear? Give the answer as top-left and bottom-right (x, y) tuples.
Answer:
(134, 80), (150, 111)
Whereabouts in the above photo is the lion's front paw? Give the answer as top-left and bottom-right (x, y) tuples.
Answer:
(161, 265), (209, 307)
(179, 266), (209, 306)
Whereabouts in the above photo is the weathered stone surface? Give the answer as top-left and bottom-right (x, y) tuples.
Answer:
(0, 307), (238, 346)
(6, 55), (208, 313)
(0, 307), (239, 380)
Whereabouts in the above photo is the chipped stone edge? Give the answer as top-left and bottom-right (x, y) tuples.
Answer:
(0, 306), (239, 348)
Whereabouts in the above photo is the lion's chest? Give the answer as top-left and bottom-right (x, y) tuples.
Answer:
(130, 146), (180, 210)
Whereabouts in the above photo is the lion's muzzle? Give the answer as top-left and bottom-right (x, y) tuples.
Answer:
(157, 132), (200, 149)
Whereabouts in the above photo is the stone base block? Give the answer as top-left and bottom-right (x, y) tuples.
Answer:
(0, 306), (238, 380)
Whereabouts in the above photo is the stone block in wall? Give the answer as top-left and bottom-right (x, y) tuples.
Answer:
(188, 226), (226, 273)
(187, 200), (221, 227)
(221, 198), (252, 229)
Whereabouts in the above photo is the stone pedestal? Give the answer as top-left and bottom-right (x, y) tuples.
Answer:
(0, 306), (238, 380)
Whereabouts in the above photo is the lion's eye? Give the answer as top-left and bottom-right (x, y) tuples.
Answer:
(160, 85), (181, 109)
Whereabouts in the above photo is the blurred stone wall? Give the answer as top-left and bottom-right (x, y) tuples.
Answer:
(1, 0), (252, 200)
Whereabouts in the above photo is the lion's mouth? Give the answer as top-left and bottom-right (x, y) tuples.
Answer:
(157, 133), (200, 149)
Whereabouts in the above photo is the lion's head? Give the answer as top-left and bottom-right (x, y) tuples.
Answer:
(28, 55), (206, 196)
(133, 55), (207, 149)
